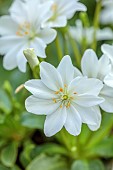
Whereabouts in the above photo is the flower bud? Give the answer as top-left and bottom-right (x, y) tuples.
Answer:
(23, 48), (39, 70)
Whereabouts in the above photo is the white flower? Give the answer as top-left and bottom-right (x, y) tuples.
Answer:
(101, 44), (113, 88)
(0, 0), (56, 72)
(25, 55), (104, 137)
(69, 19), (113, 45)
(41, 0), (87, 28)
(101, 44), (113, 68)
(100, 0), (113, 24)
(78, 49), (113, 113)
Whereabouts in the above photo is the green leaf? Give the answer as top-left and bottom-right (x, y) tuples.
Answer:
(89, 160), (105, 170)
(0, 0), (13, 15)
(1, 142), (18, 167)
(21, 112), (45, 129)
(0, 89), (12, 114)
(71, 159), (105, 170)
(71, 160), (89, 170)
(26, 154), (68, 170)
(0, 164), (9, 170)
(20, 143), (35, 168)
(31, 143), (68, 158)
(11, 165), (22, 170)
(89, 137), (113, 158)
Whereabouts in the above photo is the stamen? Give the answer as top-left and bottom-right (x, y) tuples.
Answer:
(16, 32), (23, 36)
(25, 31), (29, 35)
(60, 88), (63, 92)
(51, 3), (57, 11)
(16, 22), (30, 37)
(74, 92), (77, 94)
(52, 98), (57, 103)
(55, 91), (59, 94)
(66, 102), (71, 108)
(60, 105), (62, 108)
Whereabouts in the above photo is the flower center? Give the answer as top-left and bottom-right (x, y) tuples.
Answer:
(16, 22), (36, 40)
(16, 22), (30, 36)
(53, 85), (76, 109)
(62, 95), (68, 100)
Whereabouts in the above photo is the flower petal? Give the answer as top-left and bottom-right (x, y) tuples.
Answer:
(25, 95), (61, 115)
(64, 105), (82, 136)
(68, 77), (103, 96)
(57, 55), (74, 85)
(44, 106), (67, 137)
(73, 104), (101, 126)
(40, 61), (63, 91)
(81, 49), (99, 78)
(101, 44), (113, 64)
(57, 0), (86, 19)
(17, 45), (27, 72)
(30, 38), (47, 58)
(97, 54), (111, 81)
(100, 85), (113, 112)
(38, 28), (57, 44)
(3, 44), (20, 70)
(0, 16), (18, 35)
(74, 94), (104, 107)
(0, 36), (25, 54)
(24, 80), (58, 99)
(43, 16), (67, 28)
(9, 0), (28, 24)
(74, 66), (82, 78)
(104, 73), (113, 87)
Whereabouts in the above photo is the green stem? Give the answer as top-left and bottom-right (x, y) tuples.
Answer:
(91, 0), (102, 50)
(55, 35), (63, 61)
(62, 33), (69, 55)
(87, 114), (113, 149)
(67, 31), (81, 68)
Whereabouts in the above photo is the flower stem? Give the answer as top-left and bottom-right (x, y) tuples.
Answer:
(86, 114), (113, 149)
(67, 31), (81, 68)
(91, 0), (102, 50)
(55, 35), (63, 61)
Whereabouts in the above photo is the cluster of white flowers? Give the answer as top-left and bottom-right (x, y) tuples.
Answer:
(0, 0), (86, 72)
(25, 48), (113, 137)
(69, 19), (113, 45)
(100, 0), (113, 24)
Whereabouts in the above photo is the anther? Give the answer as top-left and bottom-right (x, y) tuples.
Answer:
(52, 98), (57, 103)
(55, 91), (59, 94)
(60, 88), (63, 92)
(74, 92), (77, 94)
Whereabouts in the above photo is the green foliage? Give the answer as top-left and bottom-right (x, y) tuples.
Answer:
(1, 142), (18, 167)
(71, 159), (105, 170)
(26, 154), (69, 170)
(21, 112), (45, 129)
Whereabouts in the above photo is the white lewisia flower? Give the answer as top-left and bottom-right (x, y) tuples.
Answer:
(0, 0), (56, 72)
(101, 44), (113, 88)
(25, 56), (104, 137)
(78, 49), (113, 113)
(41, 0), (87, 28)
(100, 0), (113, 24)
(69, 20), (113, 45)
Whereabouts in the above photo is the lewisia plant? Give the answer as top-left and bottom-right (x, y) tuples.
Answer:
(25, 55), (104, 137)
(1, 0), (113, 169)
